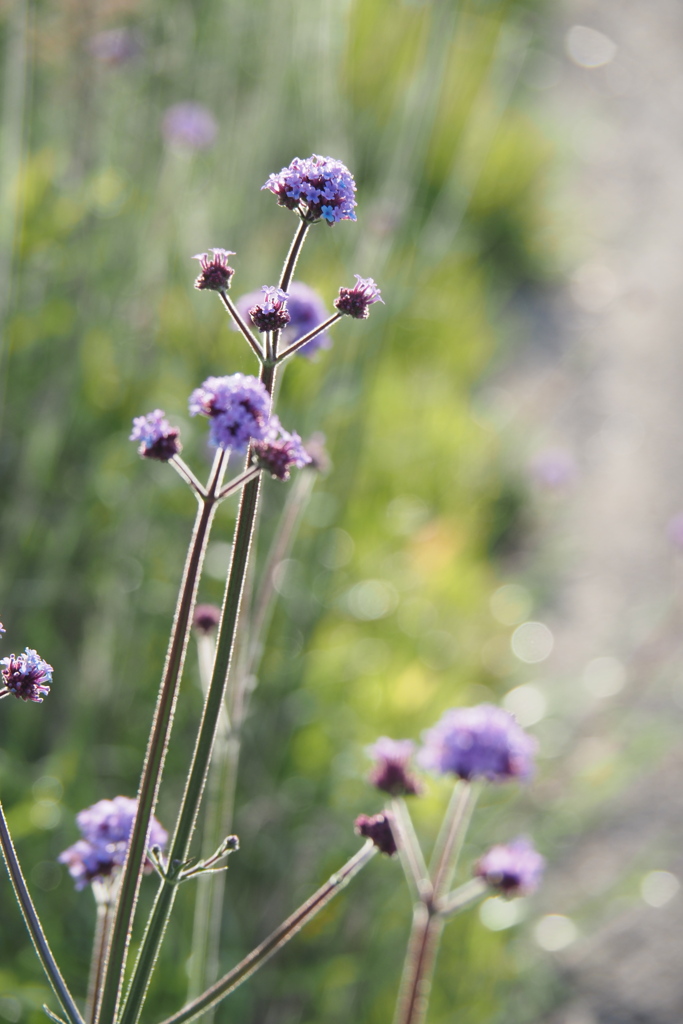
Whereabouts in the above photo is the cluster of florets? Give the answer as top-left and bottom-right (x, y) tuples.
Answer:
(248, 286), (291, 333)
(418, 704), (536, 783)
(59, 796), (168, 891)
(193, 249), (235, 292)
(193, 604), (221, 635)
(367, 738), (422, 797)
(130, 409), (182, 462)
(1, 648), (53, 703)
(189, 373), (271, 452)
(251, 416), (311, 481)
(237, 282), (332, 358)
(474, 837), (545, 897)
(334, 276), (383, 320)
(354, 812), (397, 857)
(262, 155), (357, 224)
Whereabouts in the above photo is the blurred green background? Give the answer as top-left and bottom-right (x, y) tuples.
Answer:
(0, 0), (562, 1021)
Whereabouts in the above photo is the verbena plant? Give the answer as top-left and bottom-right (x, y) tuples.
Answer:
(0, 154), (543, 1024)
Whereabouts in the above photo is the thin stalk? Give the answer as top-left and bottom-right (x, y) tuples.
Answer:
(156, 842), (377, 1024)
(0, 687), (9, 699)
(118, 364), (276, 1024)
(218, 465), (260, 501)
(0, 804), (85, 1024)
(86, 888), (114, 1024)
(218, 291), (264, 362)
(275, 313), (341, 363)
(431, 782), (476, 901)
(95, 450), (227, 1024)
(271, 219), (309, 358)
(438, 878), (487, 920)
(390, 798), (431, 903)
(392, 904), (443, 1024)
(170, 457), (207, 498)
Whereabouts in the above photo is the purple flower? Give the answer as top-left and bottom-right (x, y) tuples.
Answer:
(189, 373), (271, 453)
(418, 704), (535, 783)
(59, 796), (168, 891)
(474, 837), (545, 896)
(236, 282), (331, 358)
(367, 737), (422, 797)
(334, 276), (383, 319)
(130, 409), (182, 462)
(248, 286), (291, 333)
(0, 622), (5, 635)
(354, 812), (397, 857)
(262, 155), (357, 225)
(252, 416), (311, 481)
(162, 103), (218, 150)
(193, 249), (235, 292)
(193, 604), (221, 634)
(88, 28), (141, 65)
(1, 649), (53, 703)
(668, 513), (683, 549)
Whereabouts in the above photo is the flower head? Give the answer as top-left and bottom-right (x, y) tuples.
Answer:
(189, 373), (271, 453)
(193, 249), (235, 292)
(367, 737), (422, 797)
(334, 276), (383, 320)
(262, 155), (357, 225)
(59, 796), (168, 891)
(130, 409), (182, 461)
(248, 286), (291, 333)
(236, 282), (331, 358)
(1, 649), (53, 703)
(163, 102), (218, 150)
(354, 812), (397, 857)
(418, 704), (535, 783)
(474, 837), (545, 897)
(193, 604), (221, 635)
(252, 416), (311, 481)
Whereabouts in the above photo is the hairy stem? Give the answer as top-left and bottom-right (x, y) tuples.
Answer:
(156, 843), (377, 1024)
(393, 904), (443, 1024)
(95, 450), (226, 1024)
(0, 804), (84, 1024)
(218, 291), (264, 362)
(275, 313), (341, 363)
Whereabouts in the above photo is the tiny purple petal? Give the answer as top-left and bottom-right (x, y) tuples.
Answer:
(189, 373), (271, 453)
(248, 286), (291, 333)
(262, 154), (357, 225)
(252, 415), (312, 481)
(163, 103), (218, 150)
(1, 648), (53, 703)
(418, 704), (536, 783)
(474, 837), (545, 896)
(193, 249), (235, 292)
(130, 409), (182, 461)
(334, 276), (383, 320)
(354, 812), (397, 857)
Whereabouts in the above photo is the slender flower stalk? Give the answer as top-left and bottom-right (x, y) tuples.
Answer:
(217, 465), (261, 501)
(390, 798), (431, 902)
(218, 291), (264, 362)
(156, 842), (377, 1024)
(430, 782), (476, 900)
(0, 804), (85, 1024)
(275, 313), (341, 363)
(169, 456), (207, 497)
(438, 878), (487, 920)
(271, 220), (309, 358)
(85, 887), (115, 1024)
(95, 449), (227, 1024)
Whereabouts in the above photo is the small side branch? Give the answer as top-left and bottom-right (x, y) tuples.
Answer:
(218, 292), (264, 362)
(275, 314), (341, 363)
(0, 804), (85, 1024)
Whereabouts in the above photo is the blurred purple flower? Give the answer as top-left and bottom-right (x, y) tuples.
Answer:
(667, 512), (683, 549)
(252, 415), (311, 481)
(367, 737), (422, 797)
(418, 704), (535, 783)
(262, 154), (357, 224)
(354, 812), (397, 856)
(59, 796), (167, 891)
(163, 103), (218, 150)
(474, 837), (545, 896)
(89, 28), (141, 65)
(236, 282), (331, 358)
(189, 373), (271, 453)
(130, 409), (182, 461)
(335, 276), (383, 319)
(529, 448), (577, 489)
(193, 604), (221, 635)
(1, 648), (52, 703)
(248, 286), (291, 333)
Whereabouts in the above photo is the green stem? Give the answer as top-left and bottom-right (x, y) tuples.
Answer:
(275, 313), (341, 363)
(218, 291), (264, 362)
(431, 782), (475, 901)
(438, 878), (486, 919)
(156, 843), (377, 1024)
(118, 365), (275, 1024)
(390, 798), (431, 903)
(272, 219), (309, 357)
(0, 803), (84, 1024)
(392, 904), (443, 1024)
(95, 450), (226, 1024)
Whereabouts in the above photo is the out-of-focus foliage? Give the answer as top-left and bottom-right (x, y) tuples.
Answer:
(0, 0), (555, 1022)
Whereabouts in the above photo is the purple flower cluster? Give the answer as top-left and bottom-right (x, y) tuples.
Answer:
(354, 812), (397, 857)
(418, 704), (535, 783)
(334, 276), (383, 320)
(193, 604), (221, 635)
(130, 409), (182, 462)
(193, 249), (235, 292)
(474, 837), (545, 896)
(59, 796), (168, 891)
(367, 737), (422, 797)
(236, 282), (331, 358)
(252, 416), (311, 481)
(189, 373), (271, 452)
(163, 103), (218, 150)
(248, 286), (291, 333)
(262, 155), (357, 225)
(1, 648), (53, 703)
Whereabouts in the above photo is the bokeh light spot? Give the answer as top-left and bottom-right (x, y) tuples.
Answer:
(641, 870), (680, 907)
(566, 25), (617, 68)
(534, 914), (578, 950)
(503, 684), (547, 726)
(511, 621), (554, 663)
(490, 583), (532, 625)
